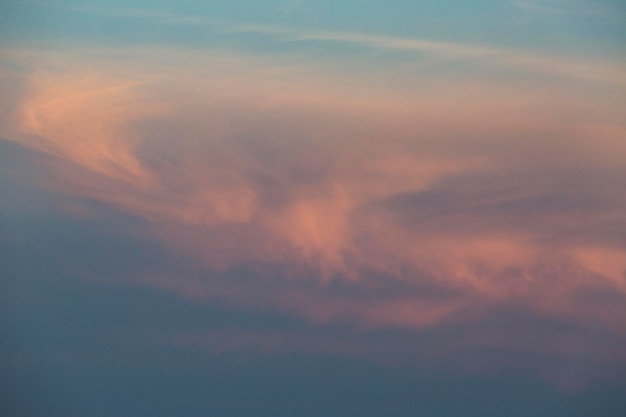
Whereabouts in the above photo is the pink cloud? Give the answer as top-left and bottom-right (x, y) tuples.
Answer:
(1, 46), (625, 382)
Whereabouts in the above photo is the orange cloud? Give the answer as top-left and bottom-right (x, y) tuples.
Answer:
(1, 46), (625, 359)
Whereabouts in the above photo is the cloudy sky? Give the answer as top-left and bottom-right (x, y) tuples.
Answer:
(1, 1), (625, 416)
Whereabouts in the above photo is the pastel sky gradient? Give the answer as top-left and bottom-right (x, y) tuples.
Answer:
(1, 1), (625, 416)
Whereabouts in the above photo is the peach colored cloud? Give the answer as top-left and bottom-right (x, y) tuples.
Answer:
(1, 47), (625, 376)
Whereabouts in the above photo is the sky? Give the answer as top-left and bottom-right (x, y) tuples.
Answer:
(1, 1), (625, 416)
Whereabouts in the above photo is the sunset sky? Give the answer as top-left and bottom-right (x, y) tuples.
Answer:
(1, 1), (625, 416)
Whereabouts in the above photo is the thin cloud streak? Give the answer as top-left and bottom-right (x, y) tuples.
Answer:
(230, 25), (626, 85)
(11, 1), (626, 86)
(515, 0), (611, 17)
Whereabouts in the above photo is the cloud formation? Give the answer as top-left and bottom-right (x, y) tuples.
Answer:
(1, 45), (625, 384)
(10, 1), (626, 86)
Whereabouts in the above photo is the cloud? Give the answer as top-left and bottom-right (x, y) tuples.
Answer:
(1, 45), (625, 383)
(515, 0), (612, 16)
(9, 1), (626, 86)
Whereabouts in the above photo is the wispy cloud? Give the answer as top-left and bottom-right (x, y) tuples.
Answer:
(1, 37), (625, 386)
(2, 46), (625, 333)
(515, 0), (611, 16)
(231, 24), (625, 85)
(12, 0), (626, 86)
(7, 0), (210, 25)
